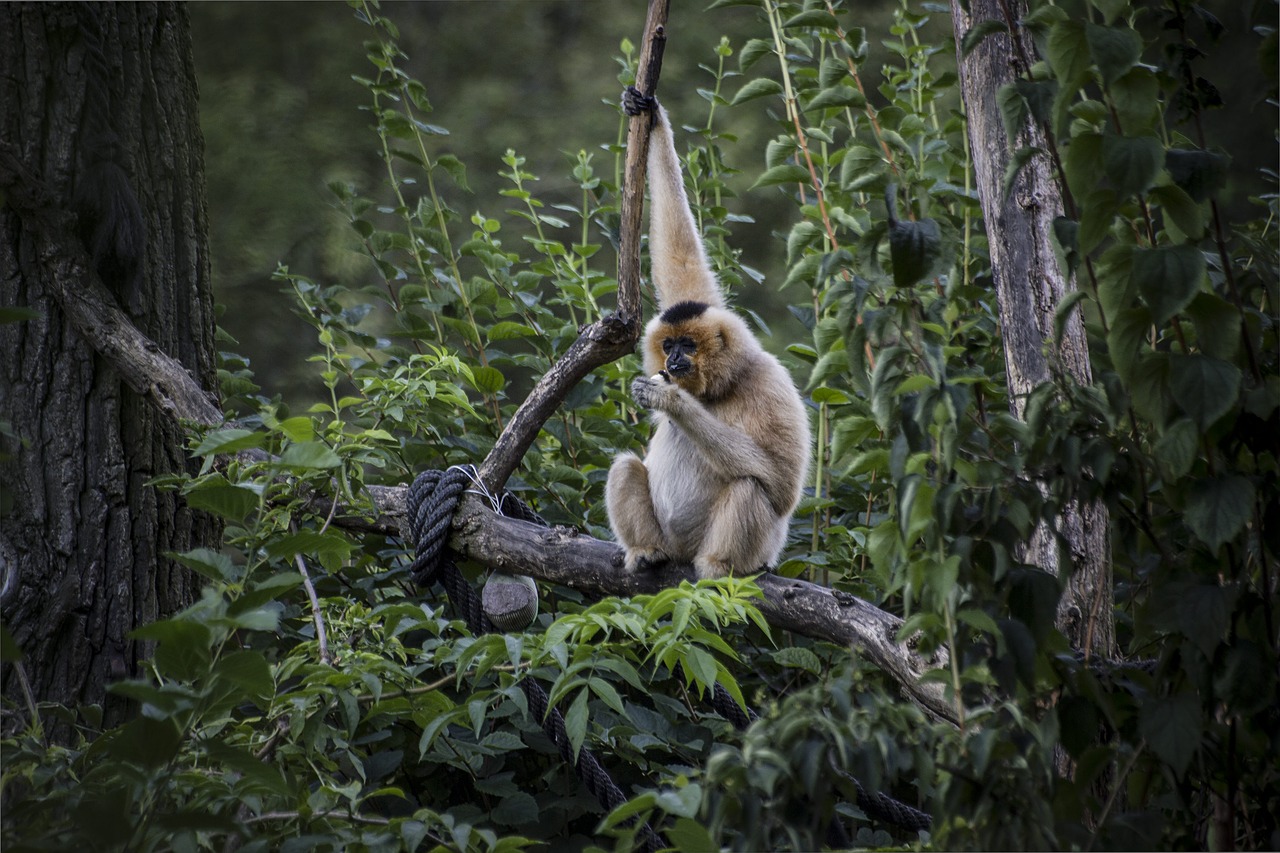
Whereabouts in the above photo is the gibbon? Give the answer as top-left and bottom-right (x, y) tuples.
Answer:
(606, 88), (811, 580)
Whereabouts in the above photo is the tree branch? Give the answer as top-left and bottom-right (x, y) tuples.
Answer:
(616, 0), (669, 327)
(0, 144), (223, 427)
(477, 1), (668, 493)
(363, 484), (956, 724)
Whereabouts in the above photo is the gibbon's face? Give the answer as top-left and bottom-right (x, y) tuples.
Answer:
(647, 300), (728, 398)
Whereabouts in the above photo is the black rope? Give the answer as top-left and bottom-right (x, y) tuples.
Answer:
(406, 467), (664, 853)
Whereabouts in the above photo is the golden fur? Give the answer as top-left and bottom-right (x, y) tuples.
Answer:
(606, 98), (811, 579)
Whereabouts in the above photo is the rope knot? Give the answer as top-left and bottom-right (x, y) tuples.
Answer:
(406, 466), (474, 586)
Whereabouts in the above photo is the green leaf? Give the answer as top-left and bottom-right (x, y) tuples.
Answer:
(1102, 133), (1163, 198)
(782, 9), (839, 30)
(738, 38), (774, 72)
(806, 84), (866, 111)
(666, 817), (717, 852)
(1129, 352), (1172, 426)
(1166, 148), (1229, 202)
(1085, 22), (1142, 87)
(225, 606), (281, 633)
(278, 441), (341, 470)
(1047, 20), (1091, 130)
(957, 607), (1001, 637)
(437, 154), (470, 191)
(1139, 693), (1201, 777)
(1184, 292), (1239, 360)
(132, 619), (212, 681)
(487, 321), (537, 342)
(276, 416), (314, 443)
(193, 428), (266, 457)
(1109, 67), (1160, 133)
(1153, 418), (1198, 480)
(1149, 184), (1206, 241)
(683, 647), (717, 695)
(1215, 641), (1276, 716)
(1077, 188), (1119, 255)
(1176, 584), (1229, 658)
(106, 715), (183, 769)
(172, 547), (239, 582)
(1047, 20), (1090, 89)
(731, 77), (784, 106)
(1131, 244), (1205, 326)
(1169, 353), (1240, 431)
(750, 164), (810, 190)
(888, 217), (942, 287)
(470, 366), (505, 394)
(183, 480), (260, 521)
(213, 649), (274, 704)
(563, 689), (588, 761)
(771, 646), (822, 674)
(1185, 475), (1255, 553)
(1018, 79), (1057, 128)
(265, 528), (355, 564)
(1063, 132), (1103, 202)
(492, 792), (539, 827)
(961, 18), (1008, 57)
(1001, 146), (1041, 202)
(1053, 290), (1091, 346)
(601, 792), (659, 831)
(0, 622), (20, 662)
(997, 82), (1029, 144)
(1105, 307), (1151, 385)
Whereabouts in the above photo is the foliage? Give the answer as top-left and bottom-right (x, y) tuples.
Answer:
(3, 0), (1277, 851)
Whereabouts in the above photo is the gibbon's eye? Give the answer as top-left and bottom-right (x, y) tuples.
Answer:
(661, 338), (674, 354)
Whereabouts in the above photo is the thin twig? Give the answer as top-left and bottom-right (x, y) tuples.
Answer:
(245, 810), (392, 827)
(293, 551), (331, 665)
(1085, 741), (1145, 853)
(357, 663), (528, 704)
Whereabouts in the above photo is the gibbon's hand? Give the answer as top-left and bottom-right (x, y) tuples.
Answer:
(630, 372), (677, 412)
(622, 86), (658, 122)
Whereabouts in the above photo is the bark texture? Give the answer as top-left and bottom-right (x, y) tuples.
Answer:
(0, 2), (218, 727)
(950, 0), (1113, 657)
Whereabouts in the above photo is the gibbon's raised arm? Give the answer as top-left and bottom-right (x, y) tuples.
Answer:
(646, 105), (725, 311)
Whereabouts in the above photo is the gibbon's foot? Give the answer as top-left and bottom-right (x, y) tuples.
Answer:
(694, 555), (734, 580)
(622, 85), (657, 118)
(626, 547), (671, 573)
(631, 374), (677, 411)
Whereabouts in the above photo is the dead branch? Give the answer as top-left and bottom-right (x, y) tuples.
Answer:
(0, 144), (224, 427)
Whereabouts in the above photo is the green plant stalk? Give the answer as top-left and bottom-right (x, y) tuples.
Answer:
(358, 2), (503, 425)
(941, 593), (966, 731)
(580, 177), (599, 321)
(811, 400), (826, 563)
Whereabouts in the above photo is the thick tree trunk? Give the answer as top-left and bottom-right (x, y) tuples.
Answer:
(950, 0), (1113, 658)
(0, 2), (218, 729)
